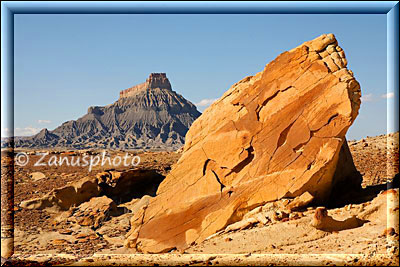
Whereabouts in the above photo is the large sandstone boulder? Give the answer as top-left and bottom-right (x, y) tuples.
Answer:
(125, 34), (362, 253)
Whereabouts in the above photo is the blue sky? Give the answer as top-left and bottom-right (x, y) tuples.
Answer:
(8, 14), (395, 140)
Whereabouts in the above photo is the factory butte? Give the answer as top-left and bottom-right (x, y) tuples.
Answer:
(120, 73), (172, 98)
(16, 73), (201, 150)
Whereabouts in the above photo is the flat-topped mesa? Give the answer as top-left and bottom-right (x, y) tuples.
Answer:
(119, 73), (172, 98)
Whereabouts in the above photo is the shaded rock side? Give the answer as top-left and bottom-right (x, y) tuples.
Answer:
(329, 140), (363, 203)
(125, 34), (362, 253)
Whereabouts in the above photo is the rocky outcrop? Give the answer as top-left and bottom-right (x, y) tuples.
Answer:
(310, 207), (366, 232)
(125, 34), (362, 253)
(15, 73), (201, 150)
(20, 169), (164, 212)
(20, 176), (102, 212)
(67, 196), (121, 229)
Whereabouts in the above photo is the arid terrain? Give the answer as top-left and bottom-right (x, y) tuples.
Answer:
(1, 132), (398, 266)
(348, 132), (399, 188)
(2, 34), (399, 266)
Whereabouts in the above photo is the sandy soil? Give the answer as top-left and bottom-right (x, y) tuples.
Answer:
(5, 150), (179, 256)
(2, 132), (399, 266)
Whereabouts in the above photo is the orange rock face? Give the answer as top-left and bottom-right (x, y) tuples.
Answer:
(125, 34), (362, 253)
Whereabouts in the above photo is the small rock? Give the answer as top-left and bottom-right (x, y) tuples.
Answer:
(29, 172), (46, 181)
(381, 227), (397, 237)
(225, 217), (258, 232)
(52, 239), (69, 245)
(75, 233), (89, 239)
(253, 213), (269, 225)
(88, 234), (98, 240)
(59, 229), (73, 235)
(243, 206), (262, 220)
(286, 192), (314, 212)
(311, 207), (366, 232)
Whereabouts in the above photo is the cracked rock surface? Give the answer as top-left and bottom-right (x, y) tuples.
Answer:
(125, 34), (362, 253)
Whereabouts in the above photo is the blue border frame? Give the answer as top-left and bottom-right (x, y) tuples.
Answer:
(0, 1), (398, 14)
(1, 0), (399, 262)
(387, 3), (399, 141)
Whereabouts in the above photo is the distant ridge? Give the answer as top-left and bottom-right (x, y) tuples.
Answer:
(15, 73), (201, 150)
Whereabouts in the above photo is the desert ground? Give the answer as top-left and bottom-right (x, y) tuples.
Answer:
(2, 33), (398, 266)
(1, 132), (398, 266)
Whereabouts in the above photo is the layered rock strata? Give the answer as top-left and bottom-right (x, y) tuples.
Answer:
(16, 73), (200, 150)
(119, 73), (172, 98)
